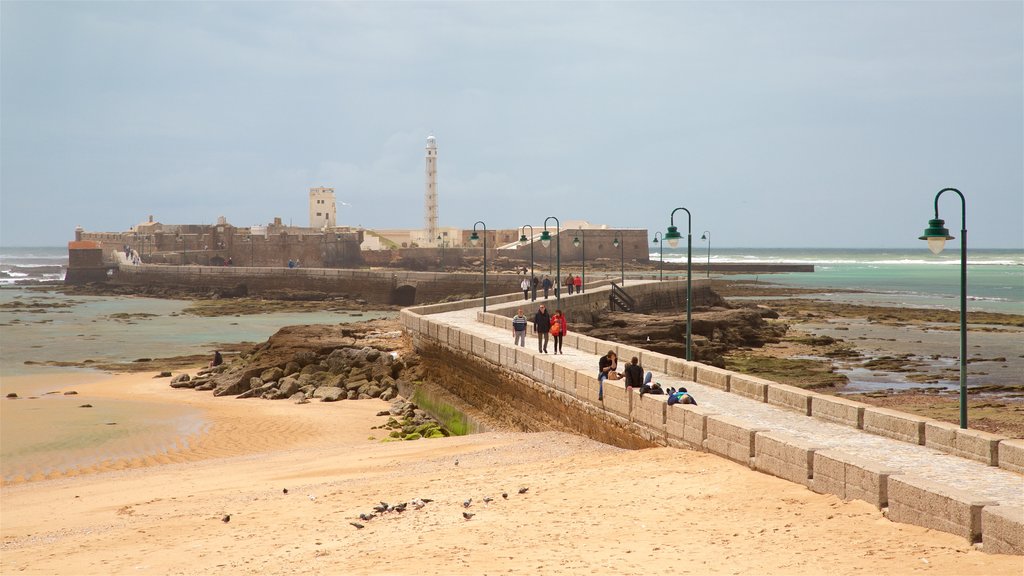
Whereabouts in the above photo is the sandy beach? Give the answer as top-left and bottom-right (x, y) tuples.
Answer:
(2, 371), (1022, 575)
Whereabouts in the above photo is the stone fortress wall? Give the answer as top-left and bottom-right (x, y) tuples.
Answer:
(400, 281), (1024, 555)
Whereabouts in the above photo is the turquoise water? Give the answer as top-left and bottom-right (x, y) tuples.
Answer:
(654, 248), (1023, 315)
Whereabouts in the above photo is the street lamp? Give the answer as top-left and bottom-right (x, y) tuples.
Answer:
(469, 221), (488, 312)
(653, 232), (664, 281)
(540, 216), (561, 307)
(665, 207), (693, 361)
(701, 230), (711, 279)
(919, 187), (968, 429)
(436, 234), (446, 270)
(573, 227), (585, 293)
(519, 225), (536, 301)
(612, 236), (624, 285)
(177, 235), (187, 265)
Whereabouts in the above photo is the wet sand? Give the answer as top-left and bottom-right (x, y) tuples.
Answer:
(2, 372), (1022, 574)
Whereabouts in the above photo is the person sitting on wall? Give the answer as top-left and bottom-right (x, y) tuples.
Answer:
(624, 356), (653, 392)
(210, 350), (223, 368)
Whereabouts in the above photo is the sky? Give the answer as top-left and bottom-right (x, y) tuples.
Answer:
(2, 1), (1022, 248)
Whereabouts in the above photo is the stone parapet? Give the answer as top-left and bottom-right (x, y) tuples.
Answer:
(925, 421), (1001, 466)
(996, 439), (1024, 475)
(810, 395), (866, 429)
(766, 383), (816, 416)
(694, 365), (731, 391)
(705, 415), (764, 466)
(811, 449), (901, 508)
(730, 374), (772, 403)
(887, 475), (996, 543)
(981, 506), (1024, 555)
(754, 431), (820, 487)
(862, 406), (930, 445)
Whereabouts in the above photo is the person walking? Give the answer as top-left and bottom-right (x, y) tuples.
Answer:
(574, 274), (583, 294)
(533, 304), (551, 353)
(520, 277), (530, 300)
(512, 308), (528, 347)
(565, 273), (574, 295)
(550, 309), (567, 354)
(541, 276), (552, 299)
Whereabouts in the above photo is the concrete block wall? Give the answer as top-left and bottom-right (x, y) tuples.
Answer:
(811, 449), (900, 509)
(730, 374), (771, 403)
(925, 421), (1001, 466)
(695, 365), (731, 391)
(887, 475), (996, 543)
(754, 431), (820, 487)
(705, 415), (763, 466)
(998, 440), (1024, 475)
(767, 383), (816, 416)
(862, 407), (929, 445)
(981, 506), (1024, 555)
(810, 395), (866, 429)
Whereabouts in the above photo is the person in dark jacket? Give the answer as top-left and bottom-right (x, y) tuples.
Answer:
(533, 304), (551, 353)
(541, 276), (553, 299)
(624, 356), (645, 389)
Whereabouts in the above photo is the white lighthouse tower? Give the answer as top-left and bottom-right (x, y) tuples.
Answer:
(424, 134), (438, 246)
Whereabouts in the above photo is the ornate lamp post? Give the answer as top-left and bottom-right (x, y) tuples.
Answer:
(664, 207), (693, 361)
(573, 227), (585, 293)
(469, 221), (488, 312)
(653, 231), (664, 281)
(612, 236), (624, 285)
(436, 234), (446, 270)
(919, 187), (968, 428)
(539, 216), (561, 307)
(177, 235), (187, 265)
(700, 230), (711, 279)
(519, 225), (536, 301)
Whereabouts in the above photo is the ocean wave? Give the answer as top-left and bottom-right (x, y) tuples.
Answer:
(652, 254), (1023, 266)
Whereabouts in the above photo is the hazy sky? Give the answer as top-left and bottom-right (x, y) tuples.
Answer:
(2, 1), (1021, 248)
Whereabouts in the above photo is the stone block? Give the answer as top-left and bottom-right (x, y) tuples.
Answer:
(810, 449), (900, 508)
(811, 395), (866, 429)
(562, 333), (580, 350)
(705, 414), (764, 466)
(553, 365), (576, 395)
(887, 475), (996, 543)
(575, 336), (598, 354)
(981, 505), (1024, 555)
(730, 374), (772, 403)
(602, 381), (629, 416)
(754, 431), (820, 486)
(767, 383), (816, 416)
(617, 345), (644, 365)
(925, 421), (1002, 466)
(436, 324), (449, 345)
(862, 406), (929, 445)
(471, 335), (486, 356)
(639, 351), (668, 375)
(998, 439), (1024, 474)
(633, 392), (667, 432)
(459, 331), (473, 352)
(577, 373), (602, 405)
(514, 348), (534, 374)
(677, 404), (716, 450)
(665, 359), (697, 382)
(533, 357), (555, 384)
(483, 340), (501, 365)
(695, 364), (731, 391)
(498, 344), (516, 368)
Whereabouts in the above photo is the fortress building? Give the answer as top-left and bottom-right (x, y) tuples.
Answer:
(309, 186), (337, 229)
(424, 135), (438, 246)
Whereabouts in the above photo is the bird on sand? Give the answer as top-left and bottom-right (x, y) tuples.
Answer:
(394, 502), (408, 513)
(350, 522), (364, 529)
(282, 488), (288, 494)
(482, 496), (494, 504)
(359, 513), (376, 521)
(502, 493), (508, 500)
(463, 498), (472, 508)
(462, 512), (475, 520)
(221, 514), (231, 523)
(518, 487), (529, 494)
(372, 503), (388, 513)
(454, 458), (459, 466)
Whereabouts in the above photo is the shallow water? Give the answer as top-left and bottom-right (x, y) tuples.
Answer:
(0, 287), (396, 483)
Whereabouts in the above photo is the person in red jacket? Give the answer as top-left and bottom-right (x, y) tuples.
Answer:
(549, 309), (568, 354)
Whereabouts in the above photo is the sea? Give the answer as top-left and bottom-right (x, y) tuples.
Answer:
(654, 247), (1024, 315)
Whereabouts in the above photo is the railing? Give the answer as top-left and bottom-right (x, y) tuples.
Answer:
(609, 282), (636, 312)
